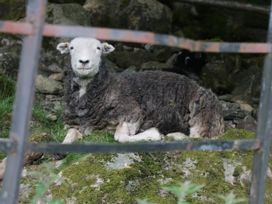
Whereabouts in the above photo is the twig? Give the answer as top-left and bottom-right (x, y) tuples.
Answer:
(177, 0), (269, 15)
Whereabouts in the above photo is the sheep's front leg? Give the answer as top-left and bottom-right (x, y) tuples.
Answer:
(52, 128), (84, 160)
(129, 128), (162, 142)
(114, 122), (139, 142)
(62, 128), (83, 144)
(114, 122), (162, 143)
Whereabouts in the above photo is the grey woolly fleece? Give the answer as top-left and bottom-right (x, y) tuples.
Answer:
(64, 60), (224, 137)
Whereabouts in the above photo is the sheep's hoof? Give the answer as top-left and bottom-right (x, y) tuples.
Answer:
(144, 128), (162, 141)
(166, 132), (188, 141)
(63, 128), (83, 144)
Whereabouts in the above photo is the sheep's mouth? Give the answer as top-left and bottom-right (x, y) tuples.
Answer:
(77, 67), (92, 70)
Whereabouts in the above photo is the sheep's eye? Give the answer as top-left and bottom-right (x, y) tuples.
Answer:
(97, 47), (101, 50)
(70, 46), (74, 50)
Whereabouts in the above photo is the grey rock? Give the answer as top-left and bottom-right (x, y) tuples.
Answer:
(173, 2), (198, 27)
(172, 2), (267, 41)
(141, 61), (170, 70)
(105, 153), (141, 170)
(150, 46), (179, 63)
(182, 158), (197, 178)
(109, 48), (157, 68)
(38, 94), (63, 114)
(0, 37), (22, 78)
(84, 0), (172, 33)
(201, 57), (236, 95)
(125, 180), (140, 192)
(35, 75), (63, 94)
(46, 3), (91, 26)
(39, 50), (69, 75)
(157, 177), (173, 185)
(103, 58), (121, 72)
(239, 166), (251, 187)
(0, 1), (25, 20)
(49, 73), (64, 81)
(218, 94), (233, 102)
(223, 159), (241, 185)
(42, 94), (64, 115)
(231, 58), (263, 105)
(236, 115), (257, 132)
(220, 100), (257, 130)
(52, 101), (63, 112)
(83, 0), (112, 27)
(49, 0), (85, 4)
(237, 101), (254, 113)
(123, 66), (137, 73)
(90, 175), (104, 190)
(41, 62), (63, 74)
(221, 101), (248, 120)
(202, 55), (263, 106)
(0, 37), (67, 95)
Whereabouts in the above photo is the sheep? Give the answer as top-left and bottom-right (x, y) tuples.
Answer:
(56, 37), (224, 143)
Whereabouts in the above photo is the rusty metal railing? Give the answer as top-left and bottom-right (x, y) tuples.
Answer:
(1, 21), (272, 53)
(0, 0), (271, 203)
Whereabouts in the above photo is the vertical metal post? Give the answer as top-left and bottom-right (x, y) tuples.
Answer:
(250, 1), (272, 203)
(0, 0), (46, 203)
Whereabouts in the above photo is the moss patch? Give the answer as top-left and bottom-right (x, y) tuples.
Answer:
(45, 129), (272, 204)
(220, 128), (255, 140)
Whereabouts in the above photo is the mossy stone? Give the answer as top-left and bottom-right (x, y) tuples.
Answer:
(44, 129), (272, 203)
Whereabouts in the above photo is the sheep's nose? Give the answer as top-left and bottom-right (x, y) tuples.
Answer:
(79, 59), (90, 65)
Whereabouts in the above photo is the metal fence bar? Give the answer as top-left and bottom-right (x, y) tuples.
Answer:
(249, 1), (272, 203)
(0, 0), (47, 203)
(0, 21), (32, 35)
(0, 21), (271, 53)
(0, 0), (271, 203)
(0, 138), (261, 153)
(27, 139), (260, 154)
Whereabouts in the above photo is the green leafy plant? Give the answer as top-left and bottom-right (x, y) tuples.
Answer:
(136, 182), (247, 204)
(30, 164), (63, 204)
(136, 181), (204, 204)
(162, 181), (204, 204)
(218, 191), (247, 204)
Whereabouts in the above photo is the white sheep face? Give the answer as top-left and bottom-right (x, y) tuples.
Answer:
(57, 38), (115, 78)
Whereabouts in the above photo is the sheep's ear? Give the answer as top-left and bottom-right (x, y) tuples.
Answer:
(56, 42), (70, 54)
(101, 42), (115, 54)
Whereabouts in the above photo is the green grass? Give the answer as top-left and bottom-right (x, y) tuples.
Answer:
(0, 96), (66, 143)
(0, 73), (66, 142)
(0, 74), (15, 138)
(0, 74), (15, 100)
(0, 96), (13, 138)
(83, 131), (115, 144)
(31, 103), (66, 142)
